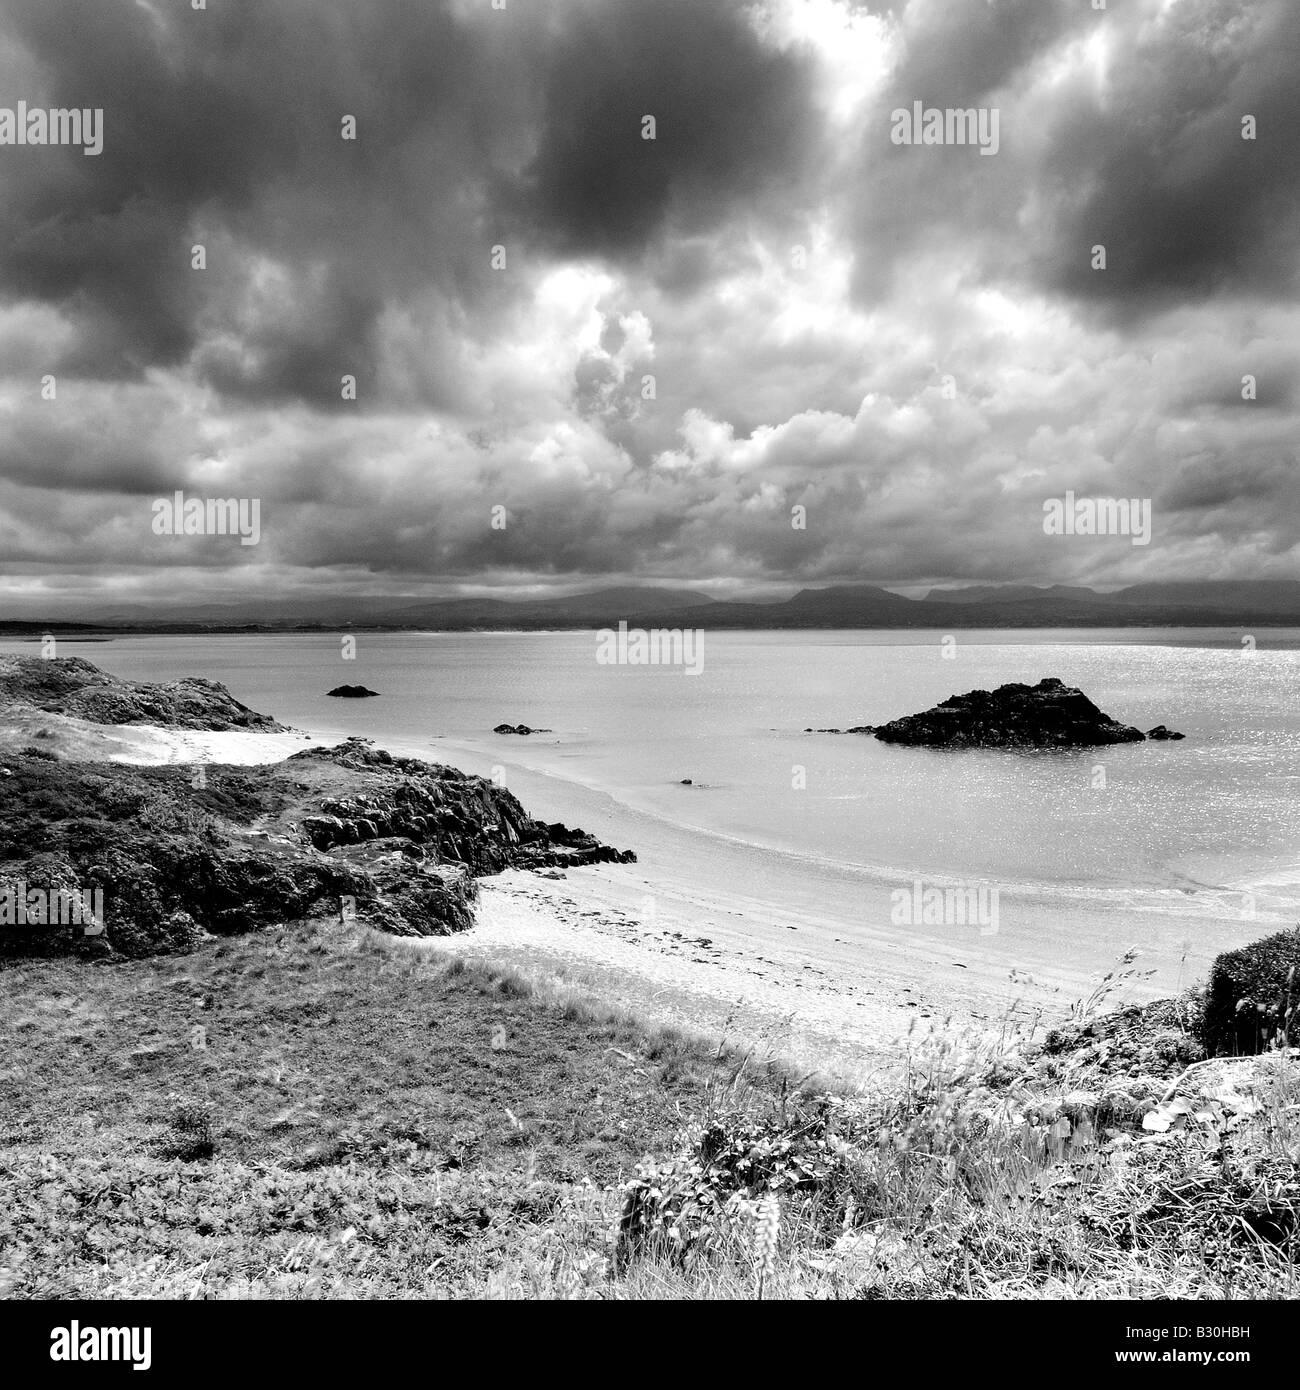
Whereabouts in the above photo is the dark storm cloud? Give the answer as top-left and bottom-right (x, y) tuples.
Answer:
(4, 192), (199, 377)
(0, 0), (820, 407)
(1, 0), (1298, 608)
(0, 0), (527, 402)
(0, 402), (175, 493)
(850, 0), (1300, 315)
(1035, 0), (1300, 310)
(1157, 451), (1293, 510)
(845, 0), (1090, 306)
(514, 0), (819, 259)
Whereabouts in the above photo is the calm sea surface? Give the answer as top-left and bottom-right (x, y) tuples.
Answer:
(13, 629), (1300, 981)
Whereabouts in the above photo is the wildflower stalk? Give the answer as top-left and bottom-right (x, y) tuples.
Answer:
(754, 1194), (779, 1300)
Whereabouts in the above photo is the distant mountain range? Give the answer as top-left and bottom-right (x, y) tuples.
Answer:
(3, 580), (1299, 633)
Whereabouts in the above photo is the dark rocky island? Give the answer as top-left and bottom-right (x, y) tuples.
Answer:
(493, 723), (551, 735)
(832, 677), (1181, 748)
(0, 658), (632, 959)
(326, 684), (380, 698)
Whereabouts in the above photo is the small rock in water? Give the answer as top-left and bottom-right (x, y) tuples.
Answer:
(326, 685), (380, 698)
(1145, 725), (1185, 740)
(680, 778), (693, 785)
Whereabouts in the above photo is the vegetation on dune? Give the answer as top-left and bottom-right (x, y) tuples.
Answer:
(0, 654), (286, 731)
(0, 919), (789, 1298)
(1, 918), (1297, 1300)
(616, 1007), (1299, 1299)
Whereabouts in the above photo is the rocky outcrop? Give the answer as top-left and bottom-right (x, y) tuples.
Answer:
(0, 764), (365, 959)
(493, 723), (550, 735)
(1145, 725), (1185, 740)
(294, 738), (632, 874)
(326, 685), (380, 698)
(0, 737), (633, 959)
(0, 660), (634, 959)
(870, 678), (1156, 748)
(0, 654), (284, 731)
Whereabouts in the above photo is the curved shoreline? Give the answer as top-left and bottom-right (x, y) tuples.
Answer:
(100, 716), (1283, 1064)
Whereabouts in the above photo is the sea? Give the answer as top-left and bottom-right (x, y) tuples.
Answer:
(11, 627), (1300, 996)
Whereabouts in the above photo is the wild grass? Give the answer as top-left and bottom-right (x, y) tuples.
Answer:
(0, 923), (1295, 1299)
(0, 915), (796, 1297)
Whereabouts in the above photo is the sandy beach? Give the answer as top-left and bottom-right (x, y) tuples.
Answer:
(95, 718), (1194, 1077)
(72, 717), (991, 1076)
(443, 866), (1039, 1082)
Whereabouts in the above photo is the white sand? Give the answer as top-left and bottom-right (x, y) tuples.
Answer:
(104, 723), (338, 766)
(1, 710), (339, 768)
(403, 862), (1070, 1083)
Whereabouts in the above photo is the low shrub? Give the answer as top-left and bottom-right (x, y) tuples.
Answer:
(158, 1097), (216, 1162)
(1201, 928), (1300, 1055)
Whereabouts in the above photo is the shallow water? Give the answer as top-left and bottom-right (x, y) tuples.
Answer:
(14, 628), (1300, 991)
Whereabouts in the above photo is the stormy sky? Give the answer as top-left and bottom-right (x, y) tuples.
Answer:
(0, 0), (1297, 612)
